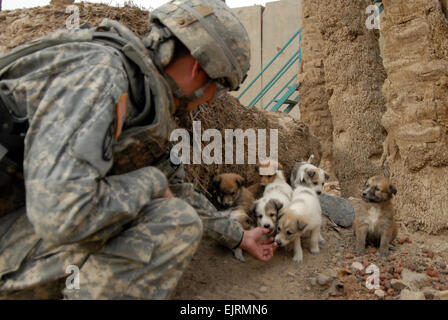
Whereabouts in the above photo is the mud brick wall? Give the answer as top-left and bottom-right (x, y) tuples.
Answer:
(380, 0), (448, 233)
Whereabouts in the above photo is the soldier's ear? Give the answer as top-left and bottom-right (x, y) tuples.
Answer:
(390, 184), (397, 195)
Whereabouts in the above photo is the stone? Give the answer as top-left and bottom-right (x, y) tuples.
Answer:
(317, 273), (332, 286)
(391, 279), (409, 291)
(401, 269), (431, 290)
(351, 262), (364, 271)
(259, 286), (268, 293)
(374, 289), (385, 298)
(438, 290), (448, 300)
(319, 193), (355, 227)
(399, 289), (426, 300)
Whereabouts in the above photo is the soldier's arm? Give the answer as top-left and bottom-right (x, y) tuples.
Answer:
(22, 54), (168, 245)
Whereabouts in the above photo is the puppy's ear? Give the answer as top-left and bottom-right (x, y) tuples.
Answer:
(236, 175), (245, 187)
(297, 221), (308, 231)
(307, 169), (315, 178)
(324, 172), (330, 181)
(277, 212), (284, 221)
(213, 175), (222, 188)
(248, 203), (257, 219)
(390, 184), (397, 195)
(271, 199), (283, 212)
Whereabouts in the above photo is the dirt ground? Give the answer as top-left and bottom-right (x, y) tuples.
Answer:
(172, 214), (448, 300)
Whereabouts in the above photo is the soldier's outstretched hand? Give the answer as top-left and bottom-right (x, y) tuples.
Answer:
(239, 228), (278, 262)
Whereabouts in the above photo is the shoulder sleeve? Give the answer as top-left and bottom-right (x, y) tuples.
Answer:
(21, 49), (168, 245)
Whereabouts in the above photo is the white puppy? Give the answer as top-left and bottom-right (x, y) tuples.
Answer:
(275, 185), (324, 264)
(252, 170), (292, 231)
(290, 155), (329, 196)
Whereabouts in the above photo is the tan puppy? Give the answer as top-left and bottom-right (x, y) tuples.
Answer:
(213, 173), (255, 262)
(213, 173), (254, 213)
(351, 176), (398, 257)
(275, 186), (324, 264)
(248, 160), (284, 199)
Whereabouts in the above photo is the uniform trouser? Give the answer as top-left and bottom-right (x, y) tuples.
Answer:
(0, 195), (203, 299)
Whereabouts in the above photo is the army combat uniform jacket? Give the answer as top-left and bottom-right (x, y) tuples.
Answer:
(0, 20), (243, 299)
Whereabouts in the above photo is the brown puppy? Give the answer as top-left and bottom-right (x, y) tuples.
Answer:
(213, 173), (254, 213)
(351, 176), (398, 257)
(248, 160), (284, 199)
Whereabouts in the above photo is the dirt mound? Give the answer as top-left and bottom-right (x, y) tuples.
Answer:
(178, 95), (321, 202)
(0, 2), (149, 54)
(380, 0), (448, 234)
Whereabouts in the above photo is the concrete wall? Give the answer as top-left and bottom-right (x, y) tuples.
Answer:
(232, 5), (263, 109)
(231, 0), (302, 119)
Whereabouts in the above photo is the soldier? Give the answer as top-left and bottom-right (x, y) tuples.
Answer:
(0, 0), (277, 299)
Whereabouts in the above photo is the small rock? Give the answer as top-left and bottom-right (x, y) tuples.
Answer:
(345, 253), (354, 259)
(351, 262), (364, 271)
(362, 257), (369, 268)
(259, 286), (268, 293)
(367, 248), (377, 254)
(438, 290), (448, 300)
(374, 289), (385, 299)
(426, 251), (435, 259)
(401, 269), (431, 290)
(391, 279), (408, 291)
(310, 277), (317, 286)
(399, 238), (407, 245)
(440, 263), (446, 270)
(387, 288), (395, 296)
(399, 289), (426, 300)
(317, 273), (332, 286)
(426, 267), (438, 278)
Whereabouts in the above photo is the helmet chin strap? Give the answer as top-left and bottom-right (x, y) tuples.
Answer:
(162, 71), (212, 110)
(147, 43), (211, 110)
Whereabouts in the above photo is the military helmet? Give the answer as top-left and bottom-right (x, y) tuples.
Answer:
(150, 0), (250, 91)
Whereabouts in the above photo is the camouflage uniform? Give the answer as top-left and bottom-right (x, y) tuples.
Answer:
(0, 20), (243, 299)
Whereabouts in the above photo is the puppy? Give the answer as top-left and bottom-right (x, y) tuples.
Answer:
(290, 155), (330, 196)
(252, 166), (292, 233)
(213, 173), (254, 213)
(351, 176), (398, 257)
(248, 160), (284, 199)
(275, 186), (324, 264)
(213, 173), (255, 262)
(229, 208), (254, 262)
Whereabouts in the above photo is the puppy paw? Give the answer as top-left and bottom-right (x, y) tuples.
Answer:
(310, 248), (320, 255)
(232, 249), (246, 262)
(292, 256), (303, 264)
(318, 238), (326, 245)
(379, 249), (389, 257)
